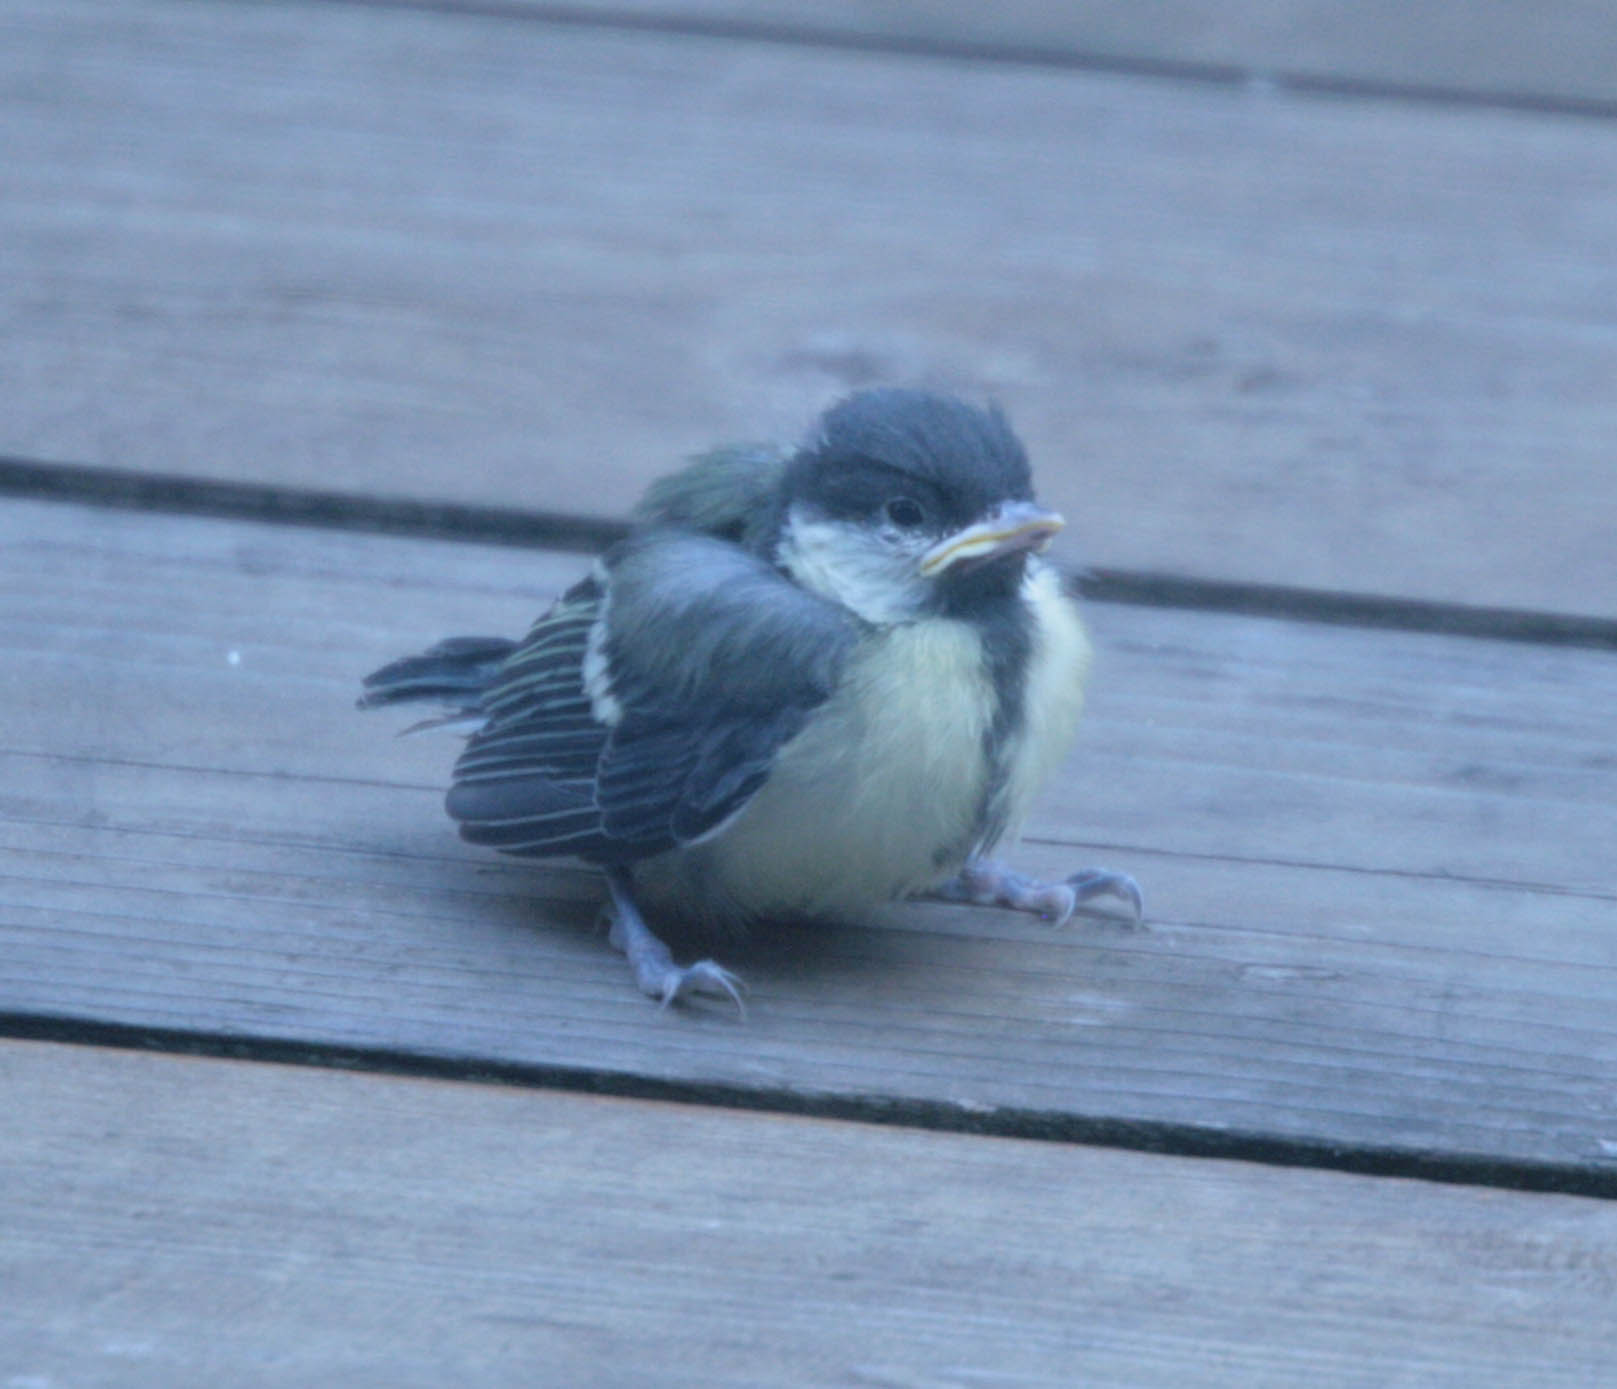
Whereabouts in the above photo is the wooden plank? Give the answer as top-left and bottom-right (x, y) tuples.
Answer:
(2, 497), (1614, 1177)
(6, 1), (1617, 616)
(5, 1039), (1617, 1387)
(504, 0), (1617, 108)
(5, 498), (1611, 889)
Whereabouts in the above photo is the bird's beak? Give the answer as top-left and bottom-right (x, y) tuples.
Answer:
(918, 501), (1065, 577)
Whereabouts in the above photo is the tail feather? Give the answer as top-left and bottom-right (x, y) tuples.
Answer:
(357, 636), (517, 713)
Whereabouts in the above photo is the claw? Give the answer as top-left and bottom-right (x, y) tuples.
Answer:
(653, 959), (748, 1016)
(929, 859), (1144, 928)
(605, 867), (747, 1017)
(1063, 867), (1145, 925)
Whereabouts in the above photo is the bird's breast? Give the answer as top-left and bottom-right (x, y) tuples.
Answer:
(988, 562), (1092, 842)
(641, 617), (1000, 928)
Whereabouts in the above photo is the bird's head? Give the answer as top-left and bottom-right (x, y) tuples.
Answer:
(774, 389), (1064, 623)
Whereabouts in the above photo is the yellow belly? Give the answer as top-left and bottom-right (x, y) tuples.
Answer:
(640, 617), (993, 929)
(636, 565), (1090, 933)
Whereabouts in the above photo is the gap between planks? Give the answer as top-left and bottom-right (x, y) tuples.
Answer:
(9, 0), (1617, 615)
(6, 1011), (1617, 1202)
(8, 1038), (1616, 1387)
(303, 0), (1617, 121)
(3, 459), (1614, 653)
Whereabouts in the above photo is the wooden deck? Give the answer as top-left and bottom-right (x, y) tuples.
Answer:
(4, 2), (1616, 1383)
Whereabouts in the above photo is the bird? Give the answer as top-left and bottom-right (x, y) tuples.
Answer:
(359, 389), (1142, 1011)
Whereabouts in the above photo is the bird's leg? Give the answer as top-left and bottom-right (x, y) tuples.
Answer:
(929, 858), (1144, 928)
(605, 867), (747, 1015)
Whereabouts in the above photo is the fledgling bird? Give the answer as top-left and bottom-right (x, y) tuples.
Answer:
(360, 389), (1141, 1010)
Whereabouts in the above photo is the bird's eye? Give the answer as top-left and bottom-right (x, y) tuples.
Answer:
(884, 497), (926, 528)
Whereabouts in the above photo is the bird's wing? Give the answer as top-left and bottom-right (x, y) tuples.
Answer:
(446, 530), (862, 862)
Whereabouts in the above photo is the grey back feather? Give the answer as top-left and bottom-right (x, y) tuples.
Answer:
(631, 443), (789, 553)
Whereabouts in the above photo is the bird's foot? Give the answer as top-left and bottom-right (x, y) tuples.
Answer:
(931, 858), (1144, 928)
(605, 869), (747, 1015)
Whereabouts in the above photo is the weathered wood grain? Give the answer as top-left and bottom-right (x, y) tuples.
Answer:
(3, 498), (1614, 1176)
(6, 0), (1617, 614)
(488, 1), (1617, 108)
(5, 1039), (1617, 1388)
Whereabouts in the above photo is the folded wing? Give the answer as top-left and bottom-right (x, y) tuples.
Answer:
(446, 531), (862, 863)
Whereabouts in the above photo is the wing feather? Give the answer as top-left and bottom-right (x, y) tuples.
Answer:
(447, 531), (861, 863)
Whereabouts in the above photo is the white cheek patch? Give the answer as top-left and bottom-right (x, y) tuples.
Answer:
(776, 511), (931, 625)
